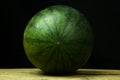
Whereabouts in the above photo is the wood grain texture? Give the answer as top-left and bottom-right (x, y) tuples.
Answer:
(0, 68), (120, 80)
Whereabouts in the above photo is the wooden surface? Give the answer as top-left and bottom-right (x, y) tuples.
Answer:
(0, 68), (120, 80)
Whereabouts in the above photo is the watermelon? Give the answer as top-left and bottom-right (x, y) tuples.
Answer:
(23, 5), (93, 75)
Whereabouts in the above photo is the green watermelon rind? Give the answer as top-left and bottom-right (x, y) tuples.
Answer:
(23, 5), (93, 74)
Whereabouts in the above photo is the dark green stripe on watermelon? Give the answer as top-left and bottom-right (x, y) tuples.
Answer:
(48, 8), (60, 40)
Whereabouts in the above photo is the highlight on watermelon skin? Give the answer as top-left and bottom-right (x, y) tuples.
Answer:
(23, 5), (94, 75)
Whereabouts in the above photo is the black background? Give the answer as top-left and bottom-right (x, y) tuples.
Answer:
(1, 0), (120, 69)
